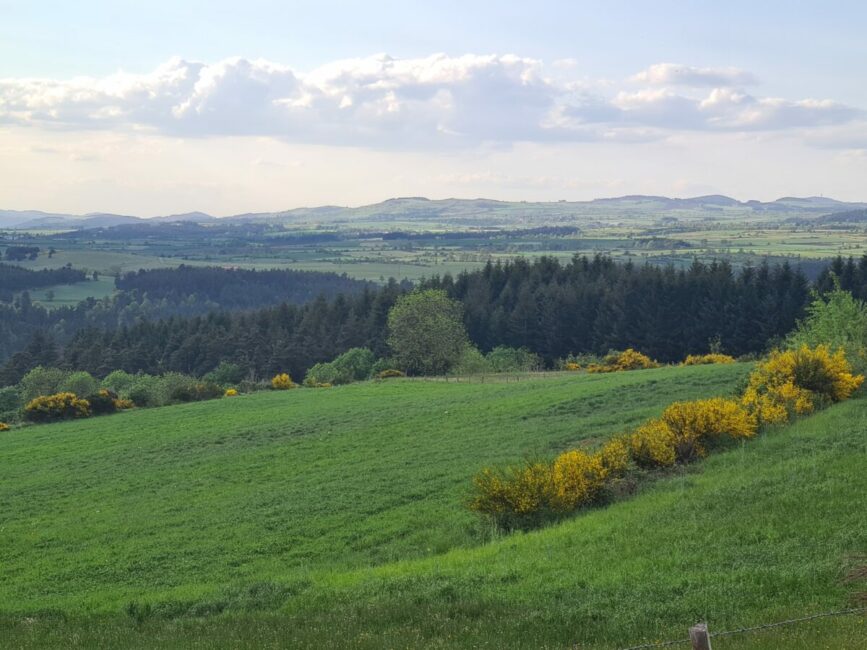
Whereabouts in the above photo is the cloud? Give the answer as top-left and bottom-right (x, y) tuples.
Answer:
(0, 54), (862, 148)
(630, 63), (757, 87)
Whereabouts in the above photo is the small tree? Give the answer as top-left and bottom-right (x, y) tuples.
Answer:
(787, 286), (867, 371)
(387, 289), (468, 376)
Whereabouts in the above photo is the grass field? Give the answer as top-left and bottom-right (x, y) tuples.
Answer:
(1, 364), (865, 648)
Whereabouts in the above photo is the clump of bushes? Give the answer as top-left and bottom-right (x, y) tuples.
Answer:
(377, 369), (405, 379)
(469, 439), (629, 530)
(0, 422), (9, 432)
(304, 348), (374, 386)
(224, 388), (239, 397)
(472, 343), (862, 531)
(630, 398), (756, 467)
(587, 349), (660, 373)
(682, 353), (736, 365)
(85, 389), (124, 415)
(24, 392), (91, 422)
(563, 362), (581, 371)
(742, 345), (863, 425)
(271, 373), (297, 390)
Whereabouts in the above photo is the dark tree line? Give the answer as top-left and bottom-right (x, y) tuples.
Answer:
(115, 265), (374, 310)
(816, 254), (867, 300)
(423, 256), (810, 363)
(0, 263), (86, 299)
(0, 266), (376, 371)
(6, 254), (858, 386)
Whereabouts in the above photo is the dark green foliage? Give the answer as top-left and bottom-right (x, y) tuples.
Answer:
(85, 389), (119, 415)
(203, 362), (246, 387)
(304, 347), (375, 385)
(387, 289), (468, 375)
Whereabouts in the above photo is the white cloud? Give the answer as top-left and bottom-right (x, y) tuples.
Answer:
(630, 63), (757, 87)
(0, 54), (862, 148)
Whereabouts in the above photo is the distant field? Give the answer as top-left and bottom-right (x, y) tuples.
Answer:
(1, 363), (865, 648)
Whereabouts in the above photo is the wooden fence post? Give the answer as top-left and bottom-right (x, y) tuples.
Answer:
(689, 623), (712, 650)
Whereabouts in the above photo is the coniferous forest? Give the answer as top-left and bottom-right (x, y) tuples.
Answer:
(5, 254), (867, 384)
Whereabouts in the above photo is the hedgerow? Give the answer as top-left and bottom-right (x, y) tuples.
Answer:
(682, 353), (736, 365)
(587, 349), (659, 373)
(471, 343), (863, 530)
(24, 392), (91, 422)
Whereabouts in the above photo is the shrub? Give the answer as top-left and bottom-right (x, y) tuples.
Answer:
(469, 460), (555, 530)
(19, 366), (69, 402)
(630, 419), (677, 468)
(271, 373), (296, 390)
(303, 363), (339, 387)
(587, 349), (660, 373)
(126, 374), (163, 407)
(101, 370), (136, 395)
(24, 392), (90, 422)
(59, 371), (100, 399)
(563, 362), (581, 371)
(0, 422), (9, 432)
(742, 345), (863, 425)
(598, 437), (630, 477)
(114, 398), (135, 410)
(683, 353), (736, 365)
(451, 345), (491, 375)
(787, 287), (867, 373)
(486, 347), (542, 373)
(224, 388), (239, 397)
(661, 398), (756, 461)
(550, 450), (607, 512)
(170, 381), (223, 403)
(0, 386), (21, 422)
(204, 362), (246, 387)
(85, 389), (120, 415)
(376, 369), (405, 379)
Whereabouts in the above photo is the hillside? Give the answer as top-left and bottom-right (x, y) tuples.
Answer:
(1, 365), (865, 649)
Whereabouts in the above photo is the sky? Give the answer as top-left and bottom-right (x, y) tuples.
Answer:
(1, 0), (866, 216)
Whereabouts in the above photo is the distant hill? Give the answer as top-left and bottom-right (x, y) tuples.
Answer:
(814, 208), (867, 225)
(4, 195), (867, 229)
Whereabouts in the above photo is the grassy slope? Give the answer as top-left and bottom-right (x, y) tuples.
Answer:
(1, 364), (865, 649)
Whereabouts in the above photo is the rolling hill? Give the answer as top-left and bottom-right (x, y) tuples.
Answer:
(1, 364), (864, 648)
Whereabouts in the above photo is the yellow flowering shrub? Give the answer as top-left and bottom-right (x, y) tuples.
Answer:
(661, 398), (757, 461)
(563, 362), (581, 371)
(114, 398), (135, 410)
(377, 369), (405, 379)
(271, 373), (297, 390)
(683, 353), (736, 365)
(587, 349), (660, 373)
(0, 422), (9, 431)
(630, 419), (677, 468)
(224, 388), (239, 397)
(469, 461), (555, 529)
(599, 437), (630, 477)
(24, 392), (91, 422)
(550, 450), (607, 512)
(742, 345), (863, 425)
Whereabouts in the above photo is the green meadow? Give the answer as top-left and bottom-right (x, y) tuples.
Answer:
(1, 364), (865, 648)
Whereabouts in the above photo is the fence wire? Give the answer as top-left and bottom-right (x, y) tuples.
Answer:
(618, 606), (867, 650)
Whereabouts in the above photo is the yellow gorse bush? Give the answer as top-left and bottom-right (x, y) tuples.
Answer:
(742, 345), (863, 425)
(563, 362), (581, 371)
(682, 353), (736, 365)
(587, 349), (660, 373)
(271, 373), (297, 390)
(550, 450), (607, 512)
(24, 392), (91, 422)
(0, 422), (9, 431)
(631, 398), (756, 468)
(470, 438), (631, 528)
(471, 344), (862, 531)
(224, 388), (239, 397)
(630, 419), (677, 468)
